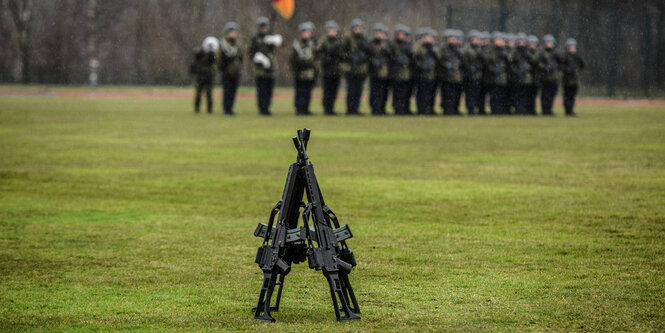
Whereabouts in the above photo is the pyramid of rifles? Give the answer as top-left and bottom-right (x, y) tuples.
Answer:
(252, 128), (360, 322)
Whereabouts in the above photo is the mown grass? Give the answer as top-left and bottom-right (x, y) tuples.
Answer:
(1, 87), (664, 331)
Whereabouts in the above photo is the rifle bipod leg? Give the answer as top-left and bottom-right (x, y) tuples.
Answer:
(341, 272), (361, 314)
(252, 271), (285, 322)
(324, 271), (361, 321)
(273, 273), (286, 312)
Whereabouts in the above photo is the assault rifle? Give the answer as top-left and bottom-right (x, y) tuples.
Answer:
(252, 128), (360, 323)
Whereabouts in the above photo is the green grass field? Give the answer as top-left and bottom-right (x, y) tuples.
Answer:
(1, 87), (664, 331)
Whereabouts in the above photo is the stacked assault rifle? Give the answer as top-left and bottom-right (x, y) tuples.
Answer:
(252, 128), (360, 322)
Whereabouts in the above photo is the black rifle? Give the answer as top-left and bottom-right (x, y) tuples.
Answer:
(253, 128), (360, 323)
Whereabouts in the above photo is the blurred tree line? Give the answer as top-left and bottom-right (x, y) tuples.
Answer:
(1, 0), (664, 97)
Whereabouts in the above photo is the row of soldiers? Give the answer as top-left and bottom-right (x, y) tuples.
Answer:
(191, 17), (585, 116)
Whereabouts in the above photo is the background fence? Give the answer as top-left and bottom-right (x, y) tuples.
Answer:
(1, 0), (664, 97)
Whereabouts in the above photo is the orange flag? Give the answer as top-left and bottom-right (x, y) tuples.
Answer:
(272, 0), (295, 20)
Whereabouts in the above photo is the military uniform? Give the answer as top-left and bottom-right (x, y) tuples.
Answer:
(462, 32), (485, 115)
(341, 19), (370, 115)
(412, 28), (438, 115)
(390, 24), (414, 115)
(510, 34), (537, 115)
(480, 32), (492, 115)
(526, 35), (540, 115)
(368, 23), (391, 115)
(249, 17), (281, 115)
(316, 21), (343, 115)
(290, 23), (317, 115)
(561, 38), (584, 116)
(485, 34), (510, 115)
(190, 47), (216, 113)
(505, 33), (517, 114)
(439, 30), (464, 115)
(538, 35), (562, 115)
(217, 22), (243, 115)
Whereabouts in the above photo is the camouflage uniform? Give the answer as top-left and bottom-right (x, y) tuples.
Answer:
(315, 21), (343, 115)
(485, 34), (511, 115)
(462, 32), (485, 115)
(389, 24), (414, 115)
(290, 24), (317, 115)
(341, 19), (370, 115)
(480, 32), (493, 115)
(217, 23), (243, 115)
(526, 35), (540, 115)
(190, 47), (216, 113)
(560, 38), (584, 116)
(412, 29), (439, 115)
(439, 30), (464, 115)
(368, 23), (391, 115)
(538, 35), (562, 115)
(510, 35), (537, 115)
(249, 17), (280, 115)
(505, 33), (518, 114)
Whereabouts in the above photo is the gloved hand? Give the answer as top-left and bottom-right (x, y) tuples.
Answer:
(253, 52), (271, 69)
(264, 34), (283, 47)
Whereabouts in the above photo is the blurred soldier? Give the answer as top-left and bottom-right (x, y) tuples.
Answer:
(439, 29), (464, 115)
(390, 24), (414, 115)
(368, 23), (391, 115)
(510, 32), (537, 115)
(217, 22), (243, 116)
(412, 28), (439, 115)
(462, 30), (485, 115)
(505, 33), (517, 115)
(538, 34), (561, 116)
(526, 35), (540, 115)
(485, 32), (510, 115)
(561, 38), (585, 116)
(341, 18), (370, 115)
(315, 20), (343, 115)
(290, 22), (317, 116)
(412, 28), (430, 107)
(479, 31), (492, 114)
(249, 16), (283, 115)
(190, 45), (216, 114)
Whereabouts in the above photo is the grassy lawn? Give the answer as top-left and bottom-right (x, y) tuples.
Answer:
(1, 88), (664, 331)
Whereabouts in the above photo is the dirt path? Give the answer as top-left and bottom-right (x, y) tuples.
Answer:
(1, 87), (665, 107)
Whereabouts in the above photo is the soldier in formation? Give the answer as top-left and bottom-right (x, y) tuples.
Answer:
(526, 35), (540, 115)
(439, 29), (464, 115)
(412, 28), (438, 115)
(217, 22), (243, 115)
(190, 43), (216, 114)
(463, 30), (485, 115)
(341, 18), (370, 116)
(510, 32), (537, 115)
(316, 21), (343, 115)
(249, 16), (282, 116)
(390, 24), (414, 115)
(561, 38), (585, 116)
(485, 32), (510, 115)
(539, 34), (561, 116)
(192, 18), (584, 117)
(368, 23), (391, 115)
(290, 22), (317, 115)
